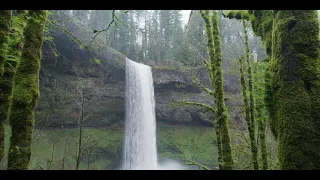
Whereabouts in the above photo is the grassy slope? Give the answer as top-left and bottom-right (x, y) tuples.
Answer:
(1, 125), (219, 170)
(1, 123), (277, 170)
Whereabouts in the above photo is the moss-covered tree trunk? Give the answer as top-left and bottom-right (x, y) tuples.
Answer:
(0, 10), (12, 77)
(257, 115), (268, 170)
(243, 20), (259, 170)
(248, 10), (320, 169)
(268, 10), (320, 170)
(254, 59), (269, 170)
(200, 10), (223, 170)
(211, 10), (234, 170)
(0, 10), (27, 163)
(226, 9), (320, 170)
(239, 55), (259, 169)
(7, 10), (48, 170)
(0, 11), (13, 157)
(201, 10), (234, 170)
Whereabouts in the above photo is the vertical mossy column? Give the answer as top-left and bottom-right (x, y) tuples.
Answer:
(200, 10), (223, 170)
(225, 10), (260, 170)
(0, 10), (12, 77)
(239, 55), (259, 169)
(0, 10), (27, 162)
(7, 10), (48, 170)
(227, 10), (320, 169)
(257, 116), (268, 170)
(200, 10), (234, 170)
(0, 10), (12, 161)
(249, 10), (320, 169)
(211, 10), (233, 170)
(270, 10), (320, 169)
(243, 21), (259, 170)
(254, 59), (269, 170)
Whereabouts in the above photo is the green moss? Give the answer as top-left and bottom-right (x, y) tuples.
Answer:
(228, 10), (320, 169)
(225, 10), (250, 20)
(230, 9), (320, 170)
(254, 60), (269, 170)
(0, 66), (14, 161)
(200, 10), (234, 170)
(212, 10), (234, 170)
(0, 10), (12, 77)
(257, 10), (320, 169)
(243, 20), (259, 170)
(6, 11), (27, 65)
(0, 10), (27, 162)
(268, 10), (320, 169)
(247, 10), (274, 56)
(200, 10), (223, 169)
(239, 54), (259, 170)
(7, 10), (48, 170)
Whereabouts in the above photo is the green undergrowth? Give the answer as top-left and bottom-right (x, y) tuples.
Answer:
(157, 125), (218, 168)
(1, 124), (219, 170)
(0, 123), (277, 170)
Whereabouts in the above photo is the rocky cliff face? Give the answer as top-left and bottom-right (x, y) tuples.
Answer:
(35, 17), (243, 129)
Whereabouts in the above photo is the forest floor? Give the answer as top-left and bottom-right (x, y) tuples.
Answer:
(1, 125), (218, 170)
(0, 124), (277, 170)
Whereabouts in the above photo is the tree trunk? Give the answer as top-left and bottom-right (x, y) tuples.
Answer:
(200, 10), (223, 170)
(249, 10), (320, 170)
(0, 10), (27, 162)
(215, 121), (223, 169)
(270, 10), (320, 170)
(0, 10), (12, 77)
(76, 95), (84, 170)
(201, 10), (234, 170)
(211, 10), (234, 170)
(257, 117), (268, 170)
(254, 60), (269, 170)
(239, 55), (259, 169)
(7, 10), (48, 170)
(243, 20), (259, 170)
(226, 9), (320, 170)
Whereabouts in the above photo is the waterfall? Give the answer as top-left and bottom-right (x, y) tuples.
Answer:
(123, 58), (158, 170)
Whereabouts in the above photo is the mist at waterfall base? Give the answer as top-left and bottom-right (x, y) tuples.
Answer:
(122, 58), (187, 170)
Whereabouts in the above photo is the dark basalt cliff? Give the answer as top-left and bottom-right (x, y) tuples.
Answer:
(35, 17), (242, 129)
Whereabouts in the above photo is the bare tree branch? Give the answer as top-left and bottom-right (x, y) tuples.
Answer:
(89, 10), (147, 47)
(48, 20), (96, 61)
(185, 160), (211, 170)
(169, 100), (216, 114)
(30, 157), (45, 170)
(191, 74), (214, 96)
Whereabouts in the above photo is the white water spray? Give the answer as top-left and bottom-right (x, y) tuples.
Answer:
(123, 58), (158, 170)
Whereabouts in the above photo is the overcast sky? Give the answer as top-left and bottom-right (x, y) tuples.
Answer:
(181, 10), (191, 26)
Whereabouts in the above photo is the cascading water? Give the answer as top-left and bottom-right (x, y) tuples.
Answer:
(123, 58), (158, 170)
